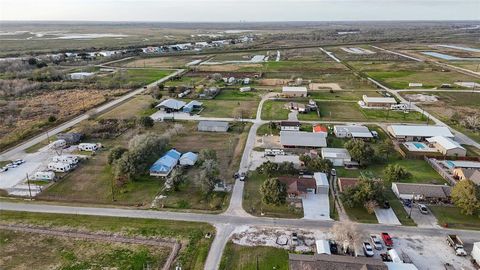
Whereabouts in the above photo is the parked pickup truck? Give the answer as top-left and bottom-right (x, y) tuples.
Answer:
(446, 235), (467, 256)
(381, 232), (393, 247)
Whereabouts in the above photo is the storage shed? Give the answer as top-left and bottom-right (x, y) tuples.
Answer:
(197, 121), (229, 132)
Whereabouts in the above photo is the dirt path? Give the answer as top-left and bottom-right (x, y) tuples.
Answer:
(0, 224), (181, 270)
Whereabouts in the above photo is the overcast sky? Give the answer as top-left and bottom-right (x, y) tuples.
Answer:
(1, 0), (479, 22)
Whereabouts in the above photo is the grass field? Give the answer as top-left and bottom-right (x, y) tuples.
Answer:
(261, 100), (289, 120)
(0, 229), (170, 269)
(98, 69), (173, 86)
(429, 206), (480, 230)
(0, 210), (214, 270)
(120, 55), (207, 68)
(214, 89), (261, 101)
(344, 205), (378, 223)
(309, 90), (382, 101)
(100, 94), (155, 119)
(219, 242), (289, 270)
(200, 99), (258, 119)
(243, 171), (303, 218)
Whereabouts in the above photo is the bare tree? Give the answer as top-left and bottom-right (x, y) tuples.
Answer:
(330, 221), (363, 253)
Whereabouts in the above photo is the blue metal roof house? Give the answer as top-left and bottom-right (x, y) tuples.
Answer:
(182, 100), (203, 113)
(149, 149), (181, 177)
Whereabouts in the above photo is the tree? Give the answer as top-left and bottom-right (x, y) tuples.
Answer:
(260, 178), (287, 205)
(304, 156), (333, 173)
(341, 176), (385, 208)
(364, 200), (378, 214)
(47, 115), (57, 123)
(344, 139), (375, 167)
(451, 180), (480, 215)
(108, 146), (128, 165)
(197, 159), (220, 194)
(377, 140), (394, 161)
(138, 116), (154, 128)
(330, 221), (363, 253)
(256, 161), (278, 177)
(165, 167), (185, 191)
(198, 149), (217, 164)
(383, 164), (411, 183)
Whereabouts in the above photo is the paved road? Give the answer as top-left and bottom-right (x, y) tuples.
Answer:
(0, 69), (185, 161)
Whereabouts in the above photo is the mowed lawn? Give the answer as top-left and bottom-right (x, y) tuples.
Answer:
(219, 242), (289, 270)
(243, 171), (303, 218)
(429, 206), (480, 230)
(261, 100), (289, 120)
(0, 211), (214, 270)
(200, 99), (258, 119)
(100, 94), (155, 119)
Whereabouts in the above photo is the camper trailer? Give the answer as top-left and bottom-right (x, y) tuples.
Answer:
(52, 155), (79, 165)
(78, 143), (99, 152)
(47, 162), (71, 173)
(33, 171), (56, 181)
(50, 139), (67, 149)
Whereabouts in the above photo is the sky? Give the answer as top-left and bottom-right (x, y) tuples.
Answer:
(0, 0), (479, 22)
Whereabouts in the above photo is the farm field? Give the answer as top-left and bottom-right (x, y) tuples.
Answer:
(219, 242), (289, 270)
(401, 91), (480, 143)
(279, 47), (331, 61)
(0, 229), (170, 270)
(348, 61), (480, 89)
(199, 99), (259, 119)
(119, 55), (209, 68)
(99, 68), (173, 85)
(0, 210), (214, 270)
(243, 171), (303, 218)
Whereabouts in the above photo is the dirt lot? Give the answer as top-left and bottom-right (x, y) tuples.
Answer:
(197, 63), (263, 72)
(120, 55), (208, 68)
(259, 78), (291, 86)
(309, 82), (342, 90)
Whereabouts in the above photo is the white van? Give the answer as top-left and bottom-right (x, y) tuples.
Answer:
(53, 155), (79, 165)
(50, 139), (67, 149)
(33, 171), (55, 181)
(78, 143), (99, 152)
(47, 162), (71, 173)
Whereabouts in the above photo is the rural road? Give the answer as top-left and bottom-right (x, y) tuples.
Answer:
(0, 69), (185, 161)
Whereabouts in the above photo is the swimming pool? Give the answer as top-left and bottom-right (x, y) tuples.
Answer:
(413, 142), (426, 149)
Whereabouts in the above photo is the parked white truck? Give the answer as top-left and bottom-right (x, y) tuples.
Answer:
(472, 242), (480, 265)
(446, 235), (467, 256)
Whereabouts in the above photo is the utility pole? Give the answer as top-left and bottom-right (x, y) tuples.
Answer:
(408, 192), (415, 218)
(26, 173), (32, 200)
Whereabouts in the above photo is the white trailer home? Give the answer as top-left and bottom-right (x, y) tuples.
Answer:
(47, 162), (71, 173)
(50, 139), (67, 149)
(53, 155), (79, 165)
(33, 171), (55, 181)
(78, 143), (99, 152)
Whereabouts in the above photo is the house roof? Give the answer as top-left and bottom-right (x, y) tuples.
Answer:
(337, 177), (360, 192)
(281, 121), (301, 127)
(455, 168), (480, 185)
(313, 124), (328, 133)
(392, 182), (452, 198)
(289, 254), (387, 270)
(150, 149), (181, 173)
(185, 100), (203, 108)
(362, 95), (397, 104)
(283, 86), (308, 93)
(180, 152), (198, 163)
(280, 131), (327, 147)
(278, 176), (316, 195)
(443, 160), (480, 169)
(156, 99), (186, 110)
(314, 172), (329, 187)
(426, 136), (464, 150)
(388, 125), (454, 138)
(198, 121), (229, 129)
(165, 149), (182, 159)
(334, 125), (373, 138)
(321, 148), (351, 160)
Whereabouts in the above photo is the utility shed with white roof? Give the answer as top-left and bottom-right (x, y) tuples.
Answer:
(282, 86), (308, 97)
(362, 95), (397, 108)
(387, 125), (454, 141)
(426, 136), (466, 157)
(313, 172), (329, 194)
(321, 148), (351, 166)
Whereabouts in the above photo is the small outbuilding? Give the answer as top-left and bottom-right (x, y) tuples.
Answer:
(313, 172), (329, 194)
(182, 100), (203, 113)
(280, 121), (301, 131)
(321, 148), (351, 166)
(69, 72), (94, 80)
(179, 152), (198, 166)
(197, 121), (229, 132)
(426, 136), (466, 157)
(362, 95), (397, 108)
(282, 86), (308, 97)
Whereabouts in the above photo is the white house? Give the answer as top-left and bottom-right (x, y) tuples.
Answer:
(69, 72), (94, 80)
(78, 143), (99, 152)
(280, 121), (301, 131)
(333, 125), (373, 139)
(47, 162), (71, 173)
(387, 125), (454, 141)
(314, 172), (329, 194)
(391, 182), (452, 201)
(426, 136), (466, 157)
(321, 148), (351, 166)
(282, 86), (307, 97)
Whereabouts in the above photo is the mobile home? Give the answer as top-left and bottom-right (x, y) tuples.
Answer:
(52, 155), (79, 165)
(33, 171), (56, 181)
(78, 143), (99, 152)
(47, 162), (71, 173)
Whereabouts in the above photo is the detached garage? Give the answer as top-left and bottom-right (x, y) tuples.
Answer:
(314, 172), (329, 194)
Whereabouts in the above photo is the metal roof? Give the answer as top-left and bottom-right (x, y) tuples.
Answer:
(280, 131), (327, 147)
(362, 95), (397, 104)
(282, 86), (308, 92)
(198, 121), (229, 129)
(388, 125), (454, 138)
(314, 172), (329, 187)
(156, 99), (186, 110)
(180, 152), (198, 163)
(334, 125), (372, 138)
(150, 149), (181, 173)
(321, 148), (351, 159)
(426, 136), (464, 150)
(392, 182), (451, 198)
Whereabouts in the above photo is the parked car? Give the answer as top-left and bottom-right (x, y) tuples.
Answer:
(418, 204), (429, 214)
(329, 240), (338, 254)
(239, 172), (246, 181)
(233, 172), (239, 179)
(0, 167), (8, 172)
(446, 235), (467, 256)
(13, 159), (25, 165)
(291, 232), (298, 244)
(381, 232), (393, 247)
(6, 163), (17, 168)
(403, 199), (412, 208)
(330, 168), (336, 176)
(383, 200), (390, 209)
(370, 235), (383, 250)
(363, 242), (374, 257)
